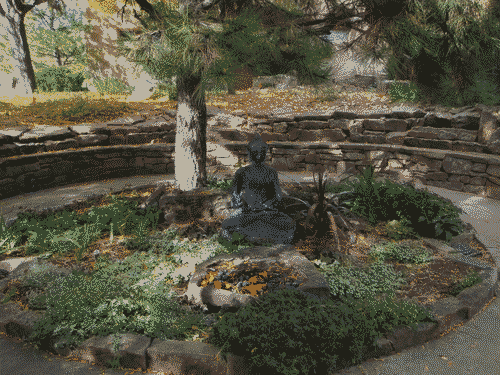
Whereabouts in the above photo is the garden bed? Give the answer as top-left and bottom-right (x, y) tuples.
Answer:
(0, 174), (492, 359)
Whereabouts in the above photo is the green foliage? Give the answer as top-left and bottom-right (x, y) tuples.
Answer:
(347, 165), (385, 225)
(335, 292), (436, 364)
(34, 66), (86, 93)
(373, 0), (500, 108)
(205, 175), (233, 191)
(149, 82), (178, 100)
(344, 173), (465, 242)
(388, 81), (424, 104)
(207, 288), (357, 375)
(25, 267), (208, 353)
(315, 259), (407, 301)
(116, 0), (333, 105)
(92, 77), (134, 96)
(384, 219), (421, 241)
(313, 85), (342, 102)
(457, 70), (500, 107)
(448, 269), (483, 296)
(216, 232), (256, 253)
(0, 194), (162, 259)
(367, 241), (434, 265)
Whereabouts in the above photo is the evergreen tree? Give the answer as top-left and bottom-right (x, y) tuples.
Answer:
(116, 0), (337, 191)
(352, 0), (500, 106)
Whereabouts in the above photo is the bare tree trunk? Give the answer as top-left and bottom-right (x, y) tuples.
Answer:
(175, 73), (208, 191)
(0, 1), (37, 97)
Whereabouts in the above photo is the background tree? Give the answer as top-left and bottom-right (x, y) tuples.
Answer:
(0, 0), (418, 99)
(25, 3), (90, 71)
(351, 0), (500, 106)
(0, 0), (68, 97)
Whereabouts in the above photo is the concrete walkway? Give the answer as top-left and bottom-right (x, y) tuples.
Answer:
(1, 172), (500, 375)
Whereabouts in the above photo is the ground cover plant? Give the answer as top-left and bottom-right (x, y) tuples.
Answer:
(0, 167), (482, 374)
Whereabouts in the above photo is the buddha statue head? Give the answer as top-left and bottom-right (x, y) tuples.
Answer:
(247, 134), (268, 165)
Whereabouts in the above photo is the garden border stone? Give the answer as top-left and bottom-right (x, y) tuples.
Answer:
(0, 228), (498, 374)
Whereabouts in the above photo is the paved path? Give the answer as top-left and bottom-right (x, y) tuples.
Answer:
(1, 172), (500, 375)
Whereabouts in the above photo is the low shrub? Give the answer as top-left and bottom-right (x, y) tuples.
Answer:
(313, 85), (342, 102)
(207, 288), (358, 375)
(388, 81), (424, 104)
(93, 77), (134, 96)
(367, 240), (434, 265)
(344, 167), (465, 242)
(1, 194), (162, 259)
(448, 269), (483, 296)
(384, 218), (421, 241)
(314, 259), (407, 301)
(35, 66), (86, 93)
(25, 267), (209, 353)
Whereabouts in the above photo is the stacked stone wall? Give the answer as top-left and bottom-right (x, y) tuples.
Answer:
(1, 106), (500, 200)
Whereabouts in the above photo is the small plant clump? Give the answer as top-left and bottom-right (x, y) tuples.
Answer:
(448, 269), (483, 296)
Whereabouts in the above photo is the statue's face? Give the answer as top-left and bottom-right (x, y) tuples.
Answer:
(249, 146), (266, 164)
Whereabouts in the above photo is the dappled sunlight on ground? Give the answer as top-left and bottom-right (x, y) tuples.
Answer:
(0, 84), (419, 130)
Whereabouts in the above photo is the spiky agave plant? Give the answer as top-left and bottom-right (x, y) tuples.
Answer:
(304, 165), (357, 238)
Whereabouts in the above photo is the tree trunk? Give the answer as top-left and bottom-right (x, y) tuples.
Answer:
(0, 2), (37, 97)
(175, 73), (208, 191)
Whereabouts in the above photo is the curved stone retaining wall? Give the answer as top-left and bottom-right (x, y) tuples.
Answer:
(1, 106), (499, 200)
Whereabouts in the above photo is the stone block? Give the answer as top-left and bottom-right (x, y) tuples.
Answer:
(270, 157), (295, 171)
(76, 134), (109, 146)
(437, 130), (458, 140)
(298, 120), (330, 130)
(456, 129), (477, 142)
(361, 131), (386, 143)
(427, 296), (469, 332)
(443, 156), (473, 174)
(362, 119), (386, 131)
(451, 112), (481, 130)
(128, 133), (165, 144)
(348, 120), (364, 133)
(311, 129), (346, 142)
(257, 125), (273, 132)
(487, 140), (500, 154)
(472, 163), (487, 172)
(328, 118), (350, 130)
(384, 119), (408, 132)
(161, 133), (176, 143)
(426, 179), (464, 191)
(409, 155), (442, 171)
(478, 110), (499, 143)
(147, 339), (228, 375)
(460, 175), (471, 183)
(485, 179), (500, 200)
(486, 164), (500, 178)
(456, 282), (494, 318)
(336, 161), (356, 174)
(464, 184), (487, 194)
(343, 152), (364, 161)
(451, 141), (484, 153)
(407, 126), (438, 139)
(469, 176), (486, 186)
(273, 122), (289, 133)
(387, 131), (407, 145)
(425, 172), (448, 181)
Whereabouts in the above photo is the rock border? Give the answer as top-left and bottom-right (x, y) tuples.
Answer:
(1, 229), (498, 375)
